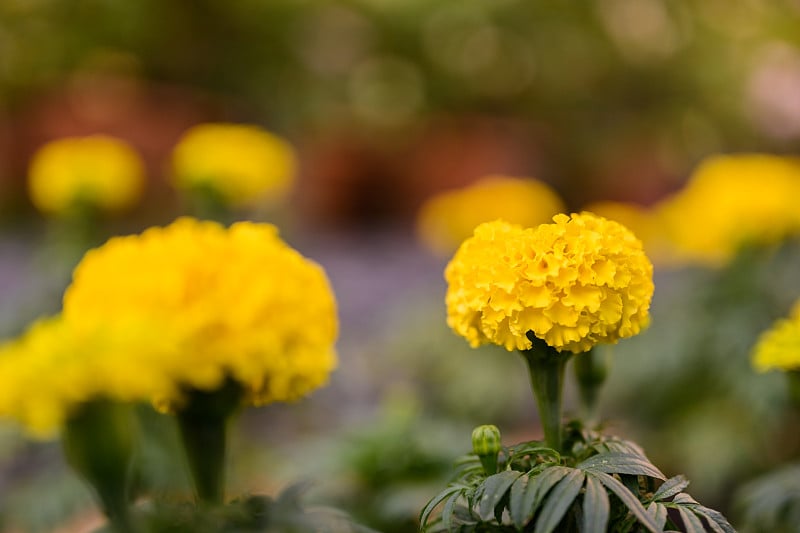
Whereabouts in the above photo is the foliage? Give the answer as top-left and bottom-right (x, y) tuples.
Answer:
(602, 239), (800, 507)
(420, 422), (734, 533)
(734, 463), (800, 533)
(91, 484), (375, 533)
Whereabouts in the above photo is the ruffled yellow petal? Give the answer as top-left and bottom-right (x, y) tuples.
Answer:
(445, 213), (654, 353)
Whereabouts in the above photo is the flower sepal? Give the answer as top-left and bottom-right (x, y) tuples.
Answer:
(62, 398), (138, 533)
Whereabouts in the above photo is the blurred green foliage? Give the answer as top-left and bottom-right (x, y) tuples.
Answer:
(601, 239), (800, 518)
(3, 0), (800, 205)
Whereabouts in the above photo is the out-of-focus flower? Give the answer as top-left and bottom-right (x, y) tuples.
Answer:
(171, 123), (296, 207)
(0, 316), (177, 438)
(583, 200), (674, 265)
(417, 175), (565, 255)
(445, 213), (653, 353)
(657, 154), (800, 266)
(752, 302), (800, 372)
(28, 135), (145, 215)
(63, 217), (337, 409)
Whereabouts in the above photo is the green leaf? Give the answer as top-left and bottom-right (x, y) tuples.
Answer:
(588, 471), (660, 533)
(677, 506), (706, 533)
(421, 486), (465, 528)
(577, 452), (666, 480)
(509, 466), (571, 529)
(646, 502), (668, 530)
(693, 505), (735, 533)
(511, 443), (560, 460)
(582, 474), (609, 533)
(652, 475), (690, 502)
(672, 492), (699, 505)
(478, 471), (523, 521)
(509, 475), (530, 529)
(442, 490), (462, 532)
(534, 469), (584, 533)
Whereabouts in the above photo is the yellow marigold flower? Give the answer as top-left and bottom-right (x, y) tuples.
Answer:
(28, 135), (145, 215)
(445, 213), (654, 353)
(657, 154), (800, 266)
(62, 217), (337, 409)
(417, 176), (565, 255)
(171, 123), (296, 206)
(752, 304), (800, 372)
(0, 316), (178, 438)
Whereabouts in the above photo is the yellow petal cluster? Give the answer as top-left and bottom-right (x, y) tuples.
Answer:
(659, 154), (800, 265)
(28, 135), (145, 215)
(0, 316), (178, 438)
(752, 302), (800, 373)
(171, 123), (296, 206)
(63, 217), (338, 409)
(417, 176), (565, 255)
(445, 213), (654, 353)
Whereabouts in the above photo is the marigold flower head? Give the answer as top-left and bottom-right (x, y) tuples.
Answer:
(657, 154), (800, 266)
(171, 123), (296, 206)
(445, 213), (654, 353)
(417, 176), (565, 254)
(752, 303), (800, 373)
(0, 316), (178, 438)
(63, 217), (337, 409)
(28, 135), (145, 215)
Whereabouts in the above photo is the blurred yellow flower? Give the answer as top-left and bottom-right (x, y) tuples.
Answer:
(445, 213), (654, 353)
(582, 200), (675, 266)
(171, 123), (296, 206)
(28, 135), (145, 215)
(417, 176), (565, 254)
(63, 217), (337, 409)
(752, 303), (800, 373)
(0, 316), (178, 438)
(657, 154), (800, 266)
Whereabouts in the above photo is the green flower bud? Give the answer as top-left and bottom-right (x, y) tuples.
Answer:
(472, 425), (502, 475)
(472, 425), (502, 456)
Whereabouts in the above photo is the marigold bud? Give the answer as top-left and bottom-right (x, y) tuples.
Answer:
(472, 424), (502, 457)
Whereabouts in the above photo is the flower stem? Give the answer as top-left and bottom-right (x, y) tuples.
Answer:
(175, 379), (242, 505)
(62, 399), (137, 533)
(521, 338), (571, 453)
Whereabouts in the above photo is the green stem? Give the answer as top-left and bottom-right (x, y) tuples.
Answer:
(521, 338), (571, 453)
(62, 399), (137, 533)
(175, 379), (242, 505)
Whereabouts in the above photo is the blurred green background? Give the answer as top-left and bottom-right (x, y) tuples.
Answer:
(2, 1), (800, 531)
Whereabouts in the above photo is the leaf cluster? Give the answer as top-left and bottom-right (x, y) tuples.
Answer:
(734, 462), (800, 532)
(94, 484), (376, 533)
(420, 424), (734, 533)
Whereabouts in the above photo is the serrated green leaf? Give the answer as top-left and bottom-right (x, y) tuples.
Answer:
(512, 443), (560, 460)
(672, 493), (699, 505)
(582, 474), (609, 533)
(510, 466), (572, 529)
(652, 475), (690, 502)
(646, 502), (668, 530)
(509, 475), (530, 529)
(588, 472), (660, 533)
(478, 471), (522, 521)
(577, 452), (665, 480)
(442, 491), (462, 532)
(701, 514), (727, 533)
(677, 507), (705, 533)
(534, 469), (584, 533)
(700, 506), (735, 533)
(421, 486), (465, 528)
